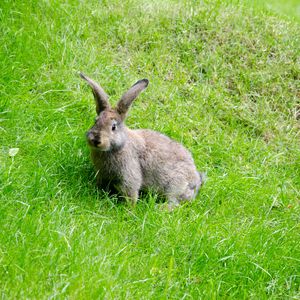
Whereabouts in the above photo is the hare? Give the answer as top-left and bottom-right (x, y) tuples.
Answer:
(80, 73), (205, 209)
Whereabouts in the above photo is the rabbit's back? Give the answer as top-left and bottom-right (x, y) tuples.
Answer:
(134, 129), (201, 199)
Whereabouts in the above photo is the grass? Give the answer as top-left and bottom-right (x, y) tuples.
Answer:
(0, 0), (299, 298)
(259, 0), (300, 22)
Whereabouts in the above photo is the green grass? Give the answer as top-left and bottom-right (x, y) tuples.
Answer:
(1, 0), (299, 298)
(260, 0), (300, 22)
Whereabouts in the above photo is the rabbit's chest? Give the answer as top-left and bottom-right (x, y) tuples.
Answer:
(91, 152), (126, 178)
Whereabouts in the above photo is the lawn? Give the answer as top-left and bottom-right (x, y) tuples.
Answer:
(0, 0), (299, 298)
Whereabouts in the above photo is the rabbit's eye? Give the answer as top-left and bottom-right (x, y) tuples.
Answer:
(112, 124), (117, 131)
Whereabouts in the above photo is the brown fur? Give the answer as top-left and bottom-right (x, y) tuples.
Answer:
(80, 73), (205, 209)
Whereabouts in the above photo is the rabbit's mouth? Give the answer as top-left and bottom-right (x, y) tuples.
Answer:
(96, 144), (111, 151)
(87, 140), (111, 151)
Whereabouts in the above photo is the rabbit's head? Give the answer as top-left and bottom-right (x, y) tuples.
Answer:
(80, 73), (148, 152)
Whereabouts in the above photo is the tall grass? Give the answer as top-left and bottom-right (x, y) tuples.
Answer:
(0, 0), (299, 298)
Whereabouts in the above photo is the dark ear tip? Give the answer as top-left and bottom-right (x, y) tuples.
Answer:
(142, 79), (149, 86)
(132, 78), (149, 88)
(79, 72), (86, 80)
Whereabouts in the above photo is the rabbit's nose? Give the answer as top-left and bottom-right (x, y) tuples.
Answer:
(91, 138), (99, 146)
(87, 132), (101, 146)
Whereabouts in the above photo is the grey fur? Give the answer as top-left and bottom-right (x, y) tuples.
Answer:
(117, 79), (149, 119)
(80, 72), (110, 114)
(80, 73), (204, 209)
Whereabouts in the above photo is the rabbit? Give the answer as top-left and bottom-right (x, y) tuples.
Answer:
(80, 73), (205, 209)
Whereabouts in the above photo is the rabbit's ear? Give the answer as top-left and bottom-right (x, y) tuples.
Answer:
(80, 72), (110, 114)
(116, 79), (149, 119)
